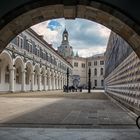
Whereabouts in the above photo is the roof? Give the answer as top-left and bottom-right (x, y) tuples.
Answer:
(63, 28), (68, 34)
(27, 28), (73, 68)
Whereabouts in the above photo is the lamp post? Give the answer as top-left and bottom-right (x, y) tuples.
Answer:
(66, 67), (69, 92)
(88, 68), (91, 93)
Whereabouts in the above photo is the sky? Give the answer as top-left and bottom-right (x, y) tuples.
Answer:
(31, 18), (111, 57)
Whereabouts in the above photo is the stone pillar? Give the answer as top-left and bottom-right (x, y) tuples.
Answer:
(38, 74), (41, 91)
(44, 75), (46, 91)
(59, 77), (62, 89)
(54, 75), (56, 90)
(56, 76), (58, 90)
(48, 76), (51, 90)
(21, 70), (26, 92)
(57, 77), (59, 90)
(31, 72), (34, 91)
(61, 76), (63, 89)
(9, 67), (15, 92)
(52, 76), (54, 90)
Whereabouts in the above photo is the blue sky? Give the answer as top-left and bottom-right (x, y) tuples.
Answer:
(32, 18), (111, 57)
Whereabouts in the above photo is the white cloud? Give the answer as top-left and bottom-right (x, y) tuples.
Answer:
(73, 46), (106, 57)
(31, 21), (61, 47)
(96, 24), (111, 38)
(31, 18), (110, 56)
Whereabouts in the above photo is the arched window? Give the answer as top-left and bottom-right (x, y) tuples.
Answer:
(94, 68), (97, 76)
(26, 67), (30, 85)
(100, 68), (103, 75)
(5, 65), (10, 83)
(37, 74), (39, 85)
(34, 70), (37, 85)
(41, 71), (44, 85)
(16, 67), (22, 84)
(101, 80), (104, 86)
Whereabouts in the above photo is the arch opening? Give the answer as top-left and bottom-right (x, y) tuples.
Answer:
(0, 2), (139, 58)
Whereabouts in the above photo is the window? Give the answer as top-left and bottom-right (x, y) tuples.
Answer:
(88, 62), (91, 66)
(41, 73), (44, 85)
(64, 36), (67, 40)
(100, 68), (103, 75)
(100, 61), (104, 65)
(37, 48), (40, 57)
(29, 43), (33, 53)
(26, 67), (30, 85)
(101, 80), (104, 86)
(16, 68), (21, 84)
(94, 61), (97, 66)
(17, 36), (23, 48)
(46, 52), (48, 61)
(26, 41), (33, 53)
(81, 63), (85, 68)
(94, 68), (97, 76)
(74, 62), (78, 67)
(34, 71), (37, 85)
(5, 65), (10, 83)
(94, 80), (97, 87)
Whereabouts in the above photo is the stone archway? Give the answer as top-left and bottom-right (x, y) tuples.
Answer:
(0, 1), (140, 58)
(34, 64), (40, 91)
(14, 57), (24, 91)
(0, 51), (13, 92)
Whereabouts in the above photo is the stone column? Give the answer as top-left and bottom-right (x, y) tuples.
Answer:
(53, 75), (56, 90)
(9, 67), (15, 92)
(56, 76), (58, 90)
(61, 76), (63, 89)
(21, 70), (26, 92)
(57, 77), (59, 90)
(48, 76), (51, 90)
(52, 76), (54, 90)
(38, 74), (41, 91)
(59, 77), (62, 89)
(44, 75), (46, 91)
(31, 72), (34, 91)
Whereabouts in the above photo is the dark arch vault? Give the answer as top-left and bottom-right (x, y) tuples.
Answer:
(0, 0), (140, 57)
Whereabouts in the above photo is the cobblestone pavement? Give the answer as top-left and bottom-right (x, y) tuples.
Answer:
(0, 91), (136, 128)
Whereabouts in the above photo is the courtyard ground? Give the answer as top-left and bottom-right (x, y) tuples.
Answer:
(0, 90), (139, 140)
(0, 90), (136, 128)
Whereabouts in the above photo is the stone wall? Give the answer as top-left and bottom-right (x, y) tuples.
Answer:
(105, 32), (140, 115)
(105, 32), (133, 78)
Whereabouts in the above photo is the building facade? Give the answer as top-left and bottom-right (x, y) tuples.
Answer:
(58, 29), (105, 89)
(105, 32), (140, 114)
(87, 54), (105, 89)
(0, 28), (72, 92)
(70, 54), (105, 89)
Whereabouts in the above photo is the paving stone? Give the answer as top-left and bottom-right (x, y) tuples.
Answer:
(0, 91), (136, 128)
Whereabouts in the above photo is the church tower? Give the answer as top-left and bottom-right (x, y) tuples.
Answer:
(58, 28), (73, 59)
(62, 28), (69, 44)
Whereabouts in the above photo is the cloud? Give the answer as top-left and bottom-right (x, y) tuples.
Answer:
(73, 46), (106, 58)
(47, 20), (62, 31)
(31, 18), (111, 57)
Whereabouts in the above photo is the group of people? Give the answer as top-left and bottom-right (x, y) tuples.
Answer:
(63, 85), (83, 92)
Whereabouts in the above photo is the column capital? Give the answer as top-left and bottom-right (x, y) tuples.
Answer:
(22, 70), (27, 73)
(9, 67), (15, 71)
